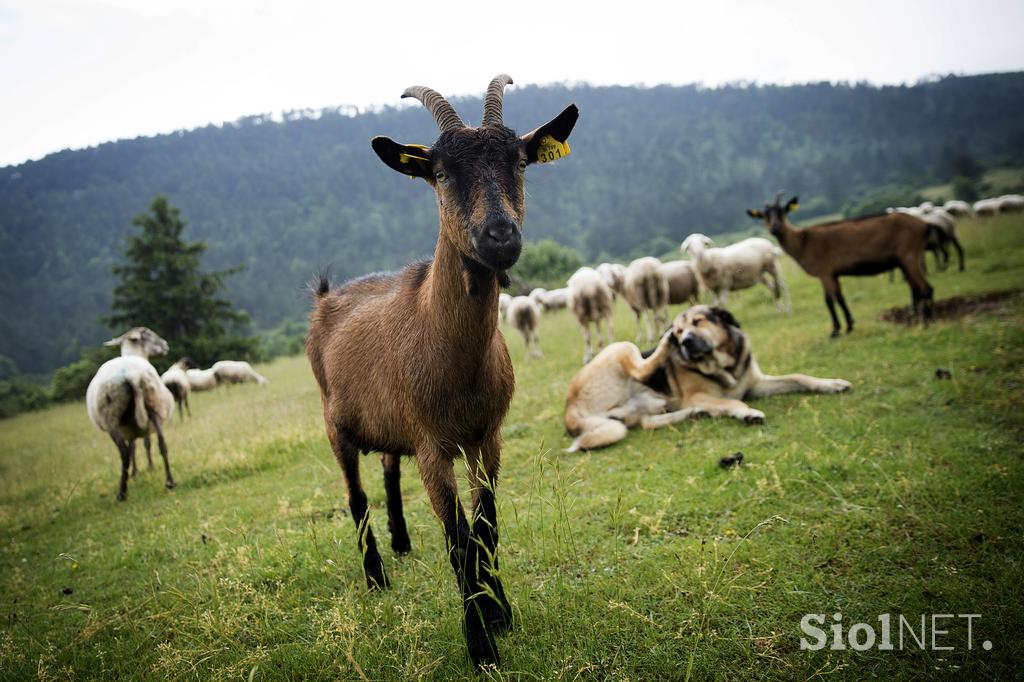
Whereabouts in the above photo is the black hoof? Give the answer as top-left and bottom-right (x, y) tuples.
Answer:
(165, 480), (176, 490)
(117, 491), (127, 502)
(466, 623), (500, 668)
(364, 565), (390, 590)
(391, 535), (412, 555)
(830, 329), (841, 339)
(846, 327), (854, 335)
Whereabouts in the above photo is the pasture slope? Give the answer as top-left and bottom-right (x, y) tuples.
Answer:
(1, 215), (1022, 680)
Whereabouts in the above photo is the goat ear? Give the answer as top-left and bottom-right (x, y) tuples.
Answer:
(785, 196), (799, 213)
(522, 104), (579, 165)
(746, 208), (764, 219)
(371, 137), (433, 178)
(710, 307), (741, 329)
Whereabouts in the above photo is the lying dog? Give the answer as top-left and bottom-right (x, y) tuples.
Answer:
(564, 305), (851, 451)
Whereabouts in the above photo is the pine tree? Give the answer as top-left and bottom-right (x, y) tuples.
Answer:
(104, 195), (256, 369)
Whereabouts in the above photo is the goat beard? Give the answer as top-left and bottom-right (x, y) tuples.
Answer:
(460, 255), (510, 299)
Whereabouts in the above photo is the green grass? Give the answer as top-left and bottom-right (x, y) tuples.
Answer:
(2, 216), (1023, 680)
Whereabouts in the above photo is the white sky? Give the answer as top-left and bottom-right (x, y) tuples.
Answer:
(2, 0), (1023, 167)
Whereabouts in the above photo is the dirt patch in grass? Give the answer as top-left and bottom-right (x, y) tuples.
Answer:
(881, 288), (1023, 324)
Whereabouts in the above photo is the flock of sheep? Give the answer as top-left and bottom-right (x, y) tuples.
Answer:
(500, 233), (788, 363)
(85, 330), (267, 499)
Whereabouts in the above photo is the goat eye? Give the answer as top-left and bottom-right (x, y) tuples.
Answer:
(435, 170), (448, 182)
(517, 159), (527, 172)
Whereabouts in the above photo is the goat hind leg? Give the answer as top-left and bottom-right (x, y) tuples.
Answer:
(332, 429), (388, 589)
(380, 453), (411, 554)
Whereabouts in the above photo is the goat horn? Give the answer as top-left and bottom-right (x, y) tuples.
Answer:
(401, 85), (465, 133)
(481, 74), (514, 127)
(773, 190), (786, 206)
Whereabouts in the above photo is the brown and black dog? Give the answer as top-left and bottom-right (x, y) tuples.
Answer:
(564, 305), (851, 451)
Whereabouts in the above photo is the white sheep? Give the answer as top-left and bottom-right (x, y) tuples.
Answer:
(596, 262), (627, 299)
(212, 360), (268, 386)
(185, 367), (218, 392)
(567, 267), (615, 363)
(998, 194), (1024, 212)
(528, 287), (547, 307)
(622, 257), (669, 345)
(161, 358), (194, 419)
(659, 260), (700, 305)
(973, 198), (1001, 216)
(920, 208), (965, 271)
(541, 287), (570, 311)
(498, 292), (512, 314)
(86, 327), (176, 500)
(504, 295), (542, 359)
(680, 233), (790, 311)
(942, 200), (972, 216)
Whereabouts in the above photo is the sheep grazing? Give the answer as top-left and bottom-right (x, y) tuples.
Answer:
(596, 262), (626, 298)
(305, 75), (577, 667)
(185, 367), (218, 392)
(920, 208), (964, 271)
(998, 194), (1024, 213)
(748, 193), (934, 336)
(528, 287), (547, 307)
(942, 199), (972, 217)
(622, 257), (669, 344)
(540, 287), (570, 311)
(212, 360), (268, 386)
(890, 206), (965, 272)
(161, 358), (195, 419)
(86, 327), (176, 500)
(973, 198), (1001, 216)
(680, 233), (790, 311)
(505, 295), (542, 359)
(567, 266), (615, 363)
(659, 260), (700, 305)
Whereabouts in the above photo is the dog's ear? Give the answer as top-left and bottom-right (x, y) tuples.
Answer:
(710, 307), (741, 329)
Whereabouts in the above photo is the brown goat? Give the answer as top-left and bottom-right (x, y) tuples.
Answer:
(748, 194), (934, 336)
(306, 75), (578, 668)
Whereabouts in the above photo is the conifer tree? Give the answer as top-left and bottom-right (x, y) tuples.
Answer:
(105, 195), (256, 368)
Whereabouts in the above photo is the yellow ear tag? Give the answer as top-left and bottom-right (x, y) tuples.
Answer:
(536, 135), (570, 164)
(789, 203), (800, 212)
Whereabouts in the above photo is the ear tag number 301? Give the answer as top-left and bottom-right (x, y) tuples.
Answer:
(536, 135), (570, 164)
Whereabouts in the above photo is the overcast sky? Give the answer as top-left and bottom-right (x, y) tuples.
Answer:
(2, 0), (1023, 167)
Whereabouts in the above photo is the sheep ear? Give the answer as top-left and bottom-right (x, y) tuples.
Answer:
(103, 336), (123, 347)
(371, 137), (433, 178)
(522, 104), (579, 165)
(746, 208), (764, 219)
(785, 196), (799, 213)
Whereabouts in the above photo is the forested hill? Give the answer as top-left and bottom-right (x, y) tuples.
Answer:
(3, 72), (1024, 374)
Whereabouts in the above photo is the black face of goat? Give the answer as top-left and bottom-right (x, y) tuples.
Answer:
(747, 193), (799, 236)
(371, 77), (578, 277)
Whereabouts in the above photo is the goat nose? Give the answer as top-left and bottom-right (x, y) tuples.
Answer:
(485, 218), (517, 244)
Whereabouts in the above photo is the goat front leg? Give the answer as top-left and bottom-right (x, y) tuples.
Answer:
(468, 438), (513, 633)
(331, 428), (388, 589)
(418, 446), (499, 667)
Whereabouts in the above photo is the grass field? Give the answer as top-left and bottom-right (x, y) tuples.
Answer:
(2, 215), (1023, 680)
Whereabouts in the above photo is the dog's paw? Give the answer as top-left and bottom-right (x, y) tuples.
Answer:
(825, 379), (852, 393)
(742, 409), (766, 425)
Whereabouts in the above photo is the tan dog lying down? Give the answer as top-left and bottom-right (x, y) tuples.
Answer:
(564, 305), (851, 451)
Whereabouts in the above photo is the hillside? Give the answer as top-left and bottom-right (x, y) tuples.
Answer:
(1, 214), (1021, 678)
(3, 72), (1024, 374)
